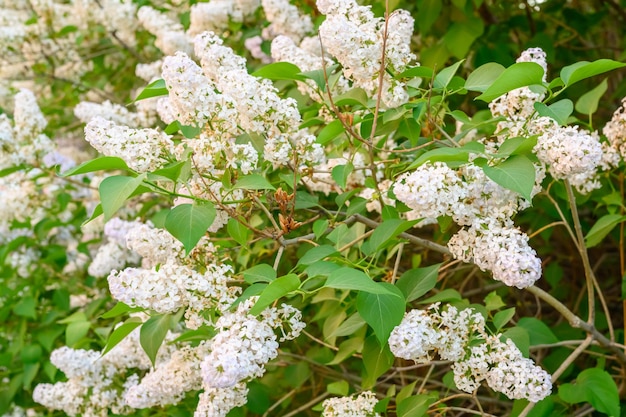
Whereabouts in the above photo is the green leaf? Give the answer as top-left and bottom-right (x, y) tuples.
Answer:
(101, 317), (143, 356)
(443, 18), (484, 59)
(328, 313), (367, 339)
(298, 245), (339, 266)
(227, 218), (251, 246)
(66, 321), (91, 346)
(234, 174), (275, 190)
(357, 283), (405, 345)
(250, 274), (300, 315)
(407, 147), (471, 170)
(313, 219), (329, 239)
(584, 214), (626, 248)
(482, 155), (536, 201)
(13, 296), (36, 319)
(20, 344), (43, 364)
(561, 59), (626, 87)
(397, 394), (435, 417)
(60, 156), (129, 177)
(419, 288), (462, 304)
(331, 163), (353, 190)
(484, 291), (506, 311)
(135, 78), (168, 101)
(575, 79), (608, 117)
(517, 317), (558, 346)
(465, 63), (506, 92)
(501, 327), (530, 357)
(251, 62), (306, 81)
(334, 88), (369, 107)
(416, 0), (442, 34)
(327, 381), (350, 396)
(150, 160), (190, 182)
(559, 368), (620, 417)
(362, 335), (394, 389)
(396, 263), (441, 302)
(434, 60), (464, 89)
(100, 302), (142, 319)
(140, 314), (171, 367)
(316, 119), (345, 145)
(242, 264), (276, 284)
(534, 99), (573, 126)
(369, 219), (419, 252)
(494, 136), (537, 158)
(476, 62), (545, 102)
(165, 202), (216, 254)
(492, 307), (516, 331)
(325, 267), (397, 295)
(399, 66), (434, 79)
(82, 203), (103, 227)
(99, 174), (147, 221)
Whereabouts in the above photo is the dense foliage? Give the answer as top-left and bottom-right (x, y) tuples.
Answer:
(2, 0), (626, 416)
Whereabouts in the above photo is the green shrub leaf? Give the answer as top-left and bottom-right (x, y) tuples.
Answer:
(481, 155), (535, 201)
(357, 283), (405, 345)
(164, 202), (216, 254)
(140, 314), (171, 367)
(250, 274), (300, 315)
(476, 62), (545, 102)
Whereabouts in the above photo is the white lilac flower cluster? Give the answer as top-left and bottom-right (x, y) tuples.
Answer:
(188, 0), (261, 36)
(389, 304), (552, 402)
(487, 47), (614, 194)
(270, 35), (351, 101)
(33, 326), (176, 417)
(84, 117), (175, 173)
(137, 6), (192, 56)
(317, 0), (416, 107)
(322, 391), (380, 417)
(88, 218), (143, 278)
(74, 100), (153, 128)
(0, 0), (138, 88)
(393, 161), (542, 288)
(261, 0), (314, 42)
(0, 89), (53, 170)
(108, 260), (237, 329)
(199, 298), (305, 389)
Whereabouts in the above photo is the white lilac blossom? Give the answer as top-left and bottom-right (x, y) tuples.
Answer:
(390, 305), (552, 402)
(271, 35), (350, 100)
(322, 391), (380, 417)
(125, 343), (211, 408)
(88, 218), (143, 278)
(393, 162), (466, 220)
(108, 261), (237, 328)
(188, 0), (261, 36)
(137, 6), (192, 56)
(193, 32), (324, 166)
(533, 124), (603, 181)
(74, 100), (141, 127)
(34, 328), (177, 416)
(0, 89), (54, 169)
(448, 221), (542, 289)
(200, 299), (305, 388)
(389, 305), (486, 363)
(453, 336), (552, 402)
(604, 97), (626, 158)
(84, 116), (175, 172)
(194, 383), (249, 417)
(261, 0), (314, 42)
(317, 0), (415, 107)
(245, 36), (271, 63)
(161, 52), (237, 130)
